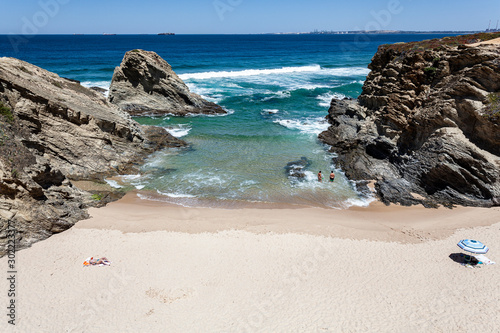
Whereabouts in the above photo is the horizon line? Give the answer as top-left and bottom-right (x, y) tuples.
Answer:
(0, 30), (485, 36)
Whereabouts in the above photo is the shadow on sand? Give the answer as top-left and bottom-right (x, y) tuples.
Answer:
(449, 253), (479, 265)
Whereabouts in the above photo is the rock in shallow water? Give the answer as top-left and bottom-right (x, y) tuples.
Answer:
(285, 157), (312, 179)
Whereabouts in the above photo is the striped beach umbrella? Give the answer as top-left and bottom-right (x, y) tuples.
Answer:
(457, 239), (489, 254)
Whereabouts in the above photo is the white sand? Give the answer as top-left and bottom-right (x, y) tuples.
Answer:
(1, 193), (499, 332)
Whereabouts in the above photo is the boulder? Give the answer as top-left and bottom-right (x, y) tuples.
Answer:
(108, 49), (226, 116)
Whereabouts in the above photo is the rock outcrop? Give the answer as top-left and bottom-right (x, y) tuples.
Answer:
(285, 157), (311, 179)
(319, 36), (500, 207)
(108, 50), (226, 116)
(0, 57), (186, 256)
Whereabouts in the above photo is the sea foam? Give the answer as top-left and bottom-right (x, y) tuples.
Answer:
(157, 190), (196, 198)
(164, 125), (191, 138)
(274, 117), (330, 135)
(179, 65), (371, 81)
(179, 65), (321, 80)
(317, 92), (347, 107)
(105, 179), (123, 188)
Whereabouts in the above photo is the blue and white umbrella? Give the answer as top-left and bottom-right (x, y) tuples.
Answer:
(457, 239), (489, 254)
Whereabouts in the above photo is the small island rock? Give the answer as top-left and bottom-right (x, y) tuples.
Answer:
(108, 49), (226, 116)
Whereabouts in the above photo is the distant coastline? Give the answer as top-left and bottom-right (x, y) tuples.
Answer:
(268, 30), (484, 35)
(1, 30), (489, 36)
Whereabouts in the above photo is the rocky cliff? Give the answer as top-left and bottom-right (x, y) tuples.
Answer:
(0, 57), (185, 256)
(108, 50), (226, 116)
(319, 35), (500, 207)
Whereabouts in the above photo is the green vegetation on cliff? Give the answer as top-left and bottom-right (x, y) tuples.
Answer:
(0, 101), (13, 122)
(486, 93), (500, 120)
(91, 193), (104, 201)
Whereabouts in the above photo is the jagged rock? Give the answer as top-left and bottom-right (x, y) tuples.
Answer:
(319, 37), (500, 207)
(108, 49), (226, 116)
(0, 57), (186, 256)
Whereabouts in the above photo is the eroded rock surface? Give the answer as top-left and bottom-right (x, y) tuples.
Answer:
(319, 40), (500, 207)
(108, 49), (226, 116)
(0, 57), (185, 255)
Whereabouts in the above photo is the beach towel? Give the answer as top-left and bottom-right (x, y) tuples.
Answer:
(459, 254), (481, 268)
(83, 257), (111, 266)
(474, 254), (496, 265)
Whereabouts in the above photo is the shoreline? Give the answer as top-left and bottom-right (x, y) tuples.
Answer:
(2, 32), (500, 331)
(2, 191), (499, 332)
(77, 191), (500, 243)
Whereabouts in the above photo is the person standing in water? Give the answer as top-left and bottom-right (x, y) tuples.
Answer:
(317, 171), (323, 182)
(329, 171), (335, 182)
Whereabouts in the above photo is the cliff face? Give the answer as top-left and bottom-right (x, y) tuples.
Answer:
(0, 57), (185, 256)
(319, 40), (500, 207)
(108, 50), (226, 116)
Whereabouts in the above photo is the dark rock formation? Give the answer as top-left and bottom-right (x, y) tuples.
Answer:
(108, 49), (226, 116)
(0, 57), (186, 256)
(319, 39), (500, 207)
(285, 157), (311, 178)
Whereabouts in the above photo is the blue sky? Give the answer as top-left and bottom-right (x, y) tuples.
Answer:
(1, 0), (499, 34)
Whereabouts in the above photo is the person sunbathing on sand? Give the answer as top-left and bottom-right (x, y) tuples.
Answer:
(84, 257), (111, 266)
(93, 257), (110, 265)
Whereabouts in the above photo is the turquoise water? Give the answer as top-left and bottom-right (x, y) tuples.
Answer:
(131, 64), (368, 208)
(0, 34), (457, 208)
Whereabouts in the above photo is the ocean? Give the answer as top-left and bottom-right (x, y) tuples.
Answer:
(0, 34), (456, 208)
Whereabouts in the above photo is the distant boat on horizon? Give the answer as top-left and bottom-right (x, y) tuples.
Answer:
(158, 32), (175, 35)
(103, 33), (117, 36)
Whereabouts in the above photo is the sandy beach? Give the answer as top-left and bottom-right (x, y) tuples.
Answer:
(1, 193), (499, 332)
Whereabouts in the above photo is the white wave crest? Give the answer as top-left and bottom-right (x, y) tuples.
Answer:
(105, 179), (123, 188)
(343, 196), (376, 208)
(80, 81), (111, 97)
(179, 65), (370, 81)
(262, 109), (279, 114)
(179, 65), (321, 80)
(317, 92), (347, 107)
(164, 125), (191, 138)
(274, 117), (330, 135)
(119, 174), (141, 181)
(185, 83), (223, 103)
(157, 190), (196, 198)
(261, 90), (291, 101)
(302, 170), (317, 182)
(322, 67), (371, 76)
